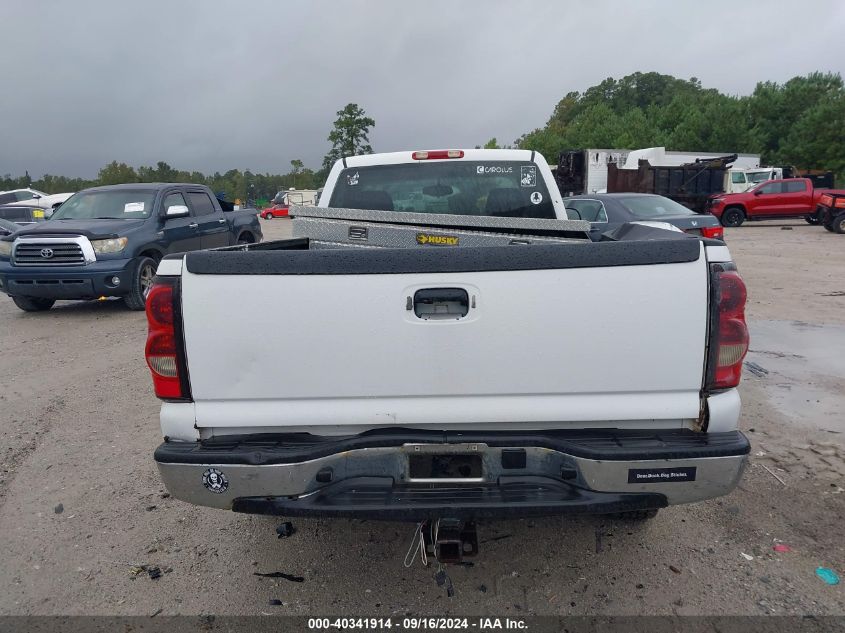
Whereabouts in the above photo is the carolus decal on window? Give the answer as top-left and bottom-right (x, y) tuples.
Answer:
(476, 166), (514, 175)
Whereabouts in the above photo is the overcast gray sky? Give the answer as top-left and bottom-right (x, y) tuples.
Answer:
(3, 0), (844, 178)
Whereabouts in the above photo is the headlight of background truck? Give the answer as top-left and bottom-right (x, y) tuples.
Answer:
(91, 237), (128, 254)
(0, 241), (12, 257)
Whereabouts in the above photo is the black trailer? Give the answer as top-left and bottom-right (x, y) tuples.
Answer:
(605, 155), (736, 213)
(555, 150), (737, 213)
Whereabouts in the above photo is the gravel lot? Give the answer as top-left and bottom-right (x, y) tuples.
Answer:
(1, 218), (843, 616)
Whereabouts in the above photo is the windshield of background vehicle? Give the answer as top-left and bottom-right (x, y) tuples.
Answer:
(51, 191), (156, 220)
(746, 171), (774, 184)
(0, 206), (37, 223)
(329, 161), (556, 219)
(619, 195), (696, 217)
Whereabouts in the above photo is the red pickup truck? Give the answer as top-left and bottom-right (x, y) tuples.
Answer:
(707, 178), (845, 227)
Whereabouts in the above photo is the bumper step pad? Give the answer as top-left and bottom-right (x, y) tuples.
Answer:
(231, 475), (667, 521)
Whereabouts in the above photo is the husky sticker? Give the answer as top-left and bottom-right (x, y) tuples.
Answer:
(347, 172), (359, 186)
(416, 233), (459, 246)
(521, 166), (537, 187)
(530, 191), (543, 205)
(202, 468), (229, 494)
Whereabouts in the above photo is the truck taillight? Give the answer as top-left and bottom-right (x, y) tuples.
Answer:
(706, 265), (749, 391)
(836, 198), (845, 209)
(820, 194), (833, 207)
(700, 226), (724, 240)
(145, 277), (190, 401)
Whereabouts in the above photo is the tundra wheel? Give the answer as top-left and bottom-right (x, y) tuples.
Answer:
(721, 208), (745, 227)
(12, 296), (56, 312)
(264, 213), (273, 220)
(834, 213), (845, 234)
(124, 256), (157, 311)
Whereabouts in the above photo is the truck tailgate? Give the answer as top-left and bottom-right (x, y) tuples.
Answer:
(179, 240), (709, 433)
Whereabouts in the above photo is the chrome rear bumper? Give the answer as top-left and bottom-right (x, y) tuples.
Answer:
(155, 430), (749, 519)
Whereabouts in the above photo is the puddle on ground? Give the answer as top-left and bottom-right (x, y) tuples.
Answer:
(744, 320), (845, 433)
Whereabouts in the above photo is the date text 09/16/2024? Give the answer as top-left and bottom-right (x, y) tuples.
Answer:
(307, 617), (527, 630)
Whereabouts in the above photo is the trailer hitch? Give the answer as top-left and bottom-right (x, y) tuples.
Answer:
(424, 519), (478, 565)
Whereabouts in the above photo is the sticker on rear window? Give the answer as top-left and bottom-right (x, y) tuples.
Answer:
(124, 202), (145, 213)
(521, 166), (537, 187)
(476, 166), (513, 175)
(530, 192), (543, 205)
(627, 467), (697, 484)
(347, 172), (359, 186)
(416, 233), (459, 246)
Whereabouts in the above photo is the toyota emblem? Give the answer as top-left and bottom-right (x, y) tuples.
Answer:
(40, 248), (54, 259)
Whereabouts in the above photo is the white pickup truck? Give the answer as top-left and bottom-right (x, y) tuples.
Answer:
(146, 149), (750, 554)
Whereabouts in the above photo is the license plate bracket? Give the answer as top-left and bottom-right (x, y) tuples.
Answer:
(408, 453), (483, 481)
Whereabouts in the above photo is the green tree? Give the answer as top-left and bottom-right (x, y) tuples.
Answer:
(322, 103), (375, 171)
(512, 70), (845, 184)
(290, 159), (304, 187)
(516, 127), (566, 164)
(780, 95), (845, 173)
(615, 108), (659, 149)
(748, 72), (844, 164)
(97, 161), (138, 185)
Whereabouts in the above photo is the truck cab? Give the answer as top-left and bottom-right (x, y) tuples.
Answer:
(0, 183), (262, 312)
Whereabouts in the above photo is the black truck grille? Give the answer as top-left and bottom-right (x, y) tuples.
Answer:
(14, 241), (86, 265)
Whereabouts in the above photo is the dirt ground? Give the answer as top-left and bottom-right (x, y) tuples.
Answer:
(1, 218), (843, 616)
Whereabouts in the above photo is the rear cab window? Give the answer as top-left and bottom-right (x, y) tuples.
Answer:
(329, 161), (556, 219)
(187, 191), (217, 216)
(784, 180), (807, 193)
(565, 199), (607, 222)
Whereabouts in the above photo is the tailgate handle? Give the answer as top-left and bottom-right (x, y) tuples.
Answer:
(412, 288), (469, 320)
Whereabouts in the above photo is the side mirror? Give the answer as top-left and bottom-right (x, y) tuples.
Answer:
(753, 189), (762, 196)
(164, 205), (190, 219)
